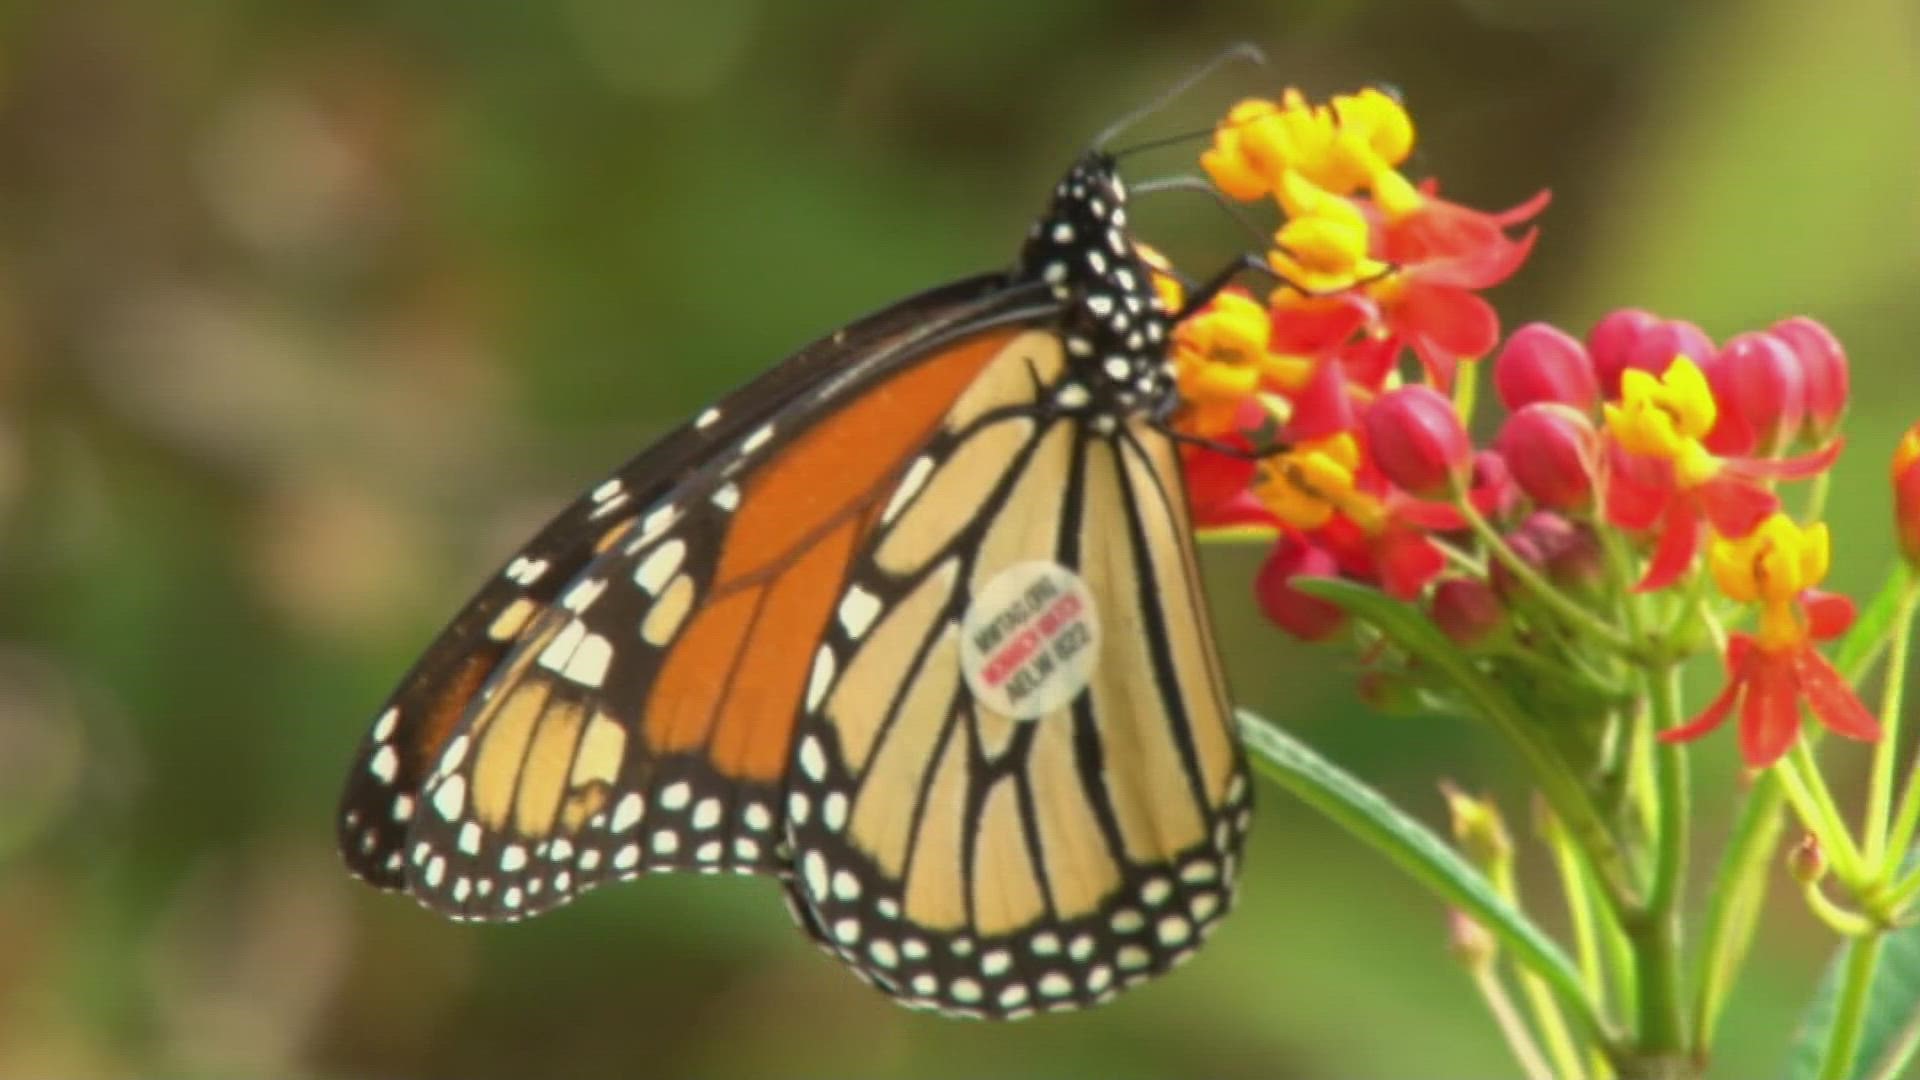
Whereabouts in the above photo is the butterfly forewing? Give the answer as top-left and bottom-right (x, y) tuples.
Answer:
(782, 329), (1250, 1018)
(350, 293), (1060, 921)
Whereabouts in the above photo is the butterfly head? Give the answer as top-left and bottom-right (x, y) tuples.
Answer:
(1021, 152), (1175, 414)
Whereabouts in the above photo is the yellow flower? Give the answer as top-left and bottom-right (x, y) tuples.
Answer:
(1201, 98), (1288, 201)
(1603, 358), (1720, 483)
(1710, 513), (1832, 648)
(1171, 292), (1314, 437)
(1201, 87), (1420, 203)
(1267, 171), (1389, 294)
(1252, 433), (1381, 530)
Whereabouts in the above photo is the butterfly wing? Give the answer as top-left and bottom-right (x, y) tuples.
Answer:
(337, 273), (1060, 919)
(783, 327), (1250, 1018)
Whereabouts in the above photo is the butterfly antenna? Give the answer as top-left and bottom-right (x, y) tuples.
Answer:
(1128, 175), (1271, 249)
(1094, 43), (1267, 153)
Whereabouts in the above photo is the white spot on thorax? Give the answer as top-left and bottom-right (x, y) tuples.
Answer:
(695, 406), (721, 429)
(741, 424), (775, 455)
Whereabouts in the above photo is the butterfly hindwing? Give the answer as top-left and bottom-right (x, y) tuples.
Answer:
(782, 329), (1251, 1017)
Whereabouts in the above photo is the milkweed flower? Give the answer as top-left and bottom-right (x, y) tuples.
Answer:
(1660, 514), (1878, 766)
(1602, 356), (1838, 591)
(1202, 86), (1546, 392)
(1171, 289), (1311, 439)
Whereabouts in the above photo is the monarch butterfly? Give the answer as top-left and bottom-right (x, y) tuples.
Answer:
(337, 111), (1255, 1020)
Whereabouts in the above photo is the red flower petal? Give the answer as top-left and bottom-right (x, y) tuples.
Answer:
(1376, 527), (1446, 600)
(1269, 295), (1373, 355)
(1739, 648), (1803, 766)
(1795, 647), (1881, 742)
(1726, 437), (1845, 482)
(1662, 635), (1750, 744)
(1184, 445), (1256, 505)
(1695, 476), (1779, 538)
(1660, 678), (1741, 744)
(1637, 499), (1701, 592)
(1802, 590), (1857, 642)
(1339, 334), (1401, 390)
(1285, 360), (1358, 443)
(1604, 447), (1673, 532)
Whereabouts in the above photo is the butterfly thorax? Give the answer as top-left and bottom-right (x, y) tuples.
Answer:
(1019, 152), (1175, 424)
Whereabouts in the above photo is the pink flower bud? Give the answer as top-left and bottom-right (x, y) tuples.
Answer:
(1586, 309), (1713, 398)
(1701, 331), (1806, 456)
(1492, 512), (1604, 600)
(1364, 385), (1472, 499)
(1430, 578), (1506, 647)
(1255, 537), (1347, 641)
(1495, 403), (1599, 511)
(1770, 316), (1849, 443)
(1494, 322), (1599, 412)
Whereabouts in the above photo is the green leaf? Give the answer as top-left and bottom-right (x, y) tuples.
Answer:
(1836, 566), (1914, 684)
(1291, 577), (1641, 908)
(1235, 707), (1617, 1050)
(1784, 857), (1920, 1080)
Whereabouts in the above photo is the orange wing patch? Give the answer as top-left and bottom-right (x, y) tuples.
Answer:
(643, 330), (1019, 780)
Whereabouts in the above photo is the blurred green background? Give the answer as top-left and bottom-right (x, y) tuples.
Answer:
(0, 2), (1916, 1077)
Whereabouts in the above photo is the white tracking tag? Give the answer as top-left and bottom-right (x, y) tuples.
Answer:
(958, 561), (1101, 720)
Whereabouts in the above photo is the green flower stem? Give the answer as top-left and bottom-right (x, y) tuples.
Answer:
(1645, 666), (1689, 914)
(1543, 806), (1614, 1079)
(1543, 805), (1607, 1004)
(1802, 879), (1878, 938)
(1518, 965), (1590, 1080)
(1455, 500), (1639, 659)
(1468, 963), (1557, 1080)
(1864, 582), (1920, 866)
(1616, 663), (1688, 1056)
(1868, 583), (1920, 869)
(1816, 932), (1888, 1080)
(1777, 746), (1869, 886)
(1453, 354), (1481, 427)
(1236, 707), (1625, 1055)
(1689, 772), (1788, 1056)
(1288, 578), (1644, 914)
(1596, 869), (1640, 1029)
(1883, 864), (1920, 910)
(1804, 469), (1833, 526)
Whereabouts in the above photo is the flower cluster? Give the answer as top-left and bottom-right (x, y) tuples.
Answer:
(1173, 87), (1871, 769)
